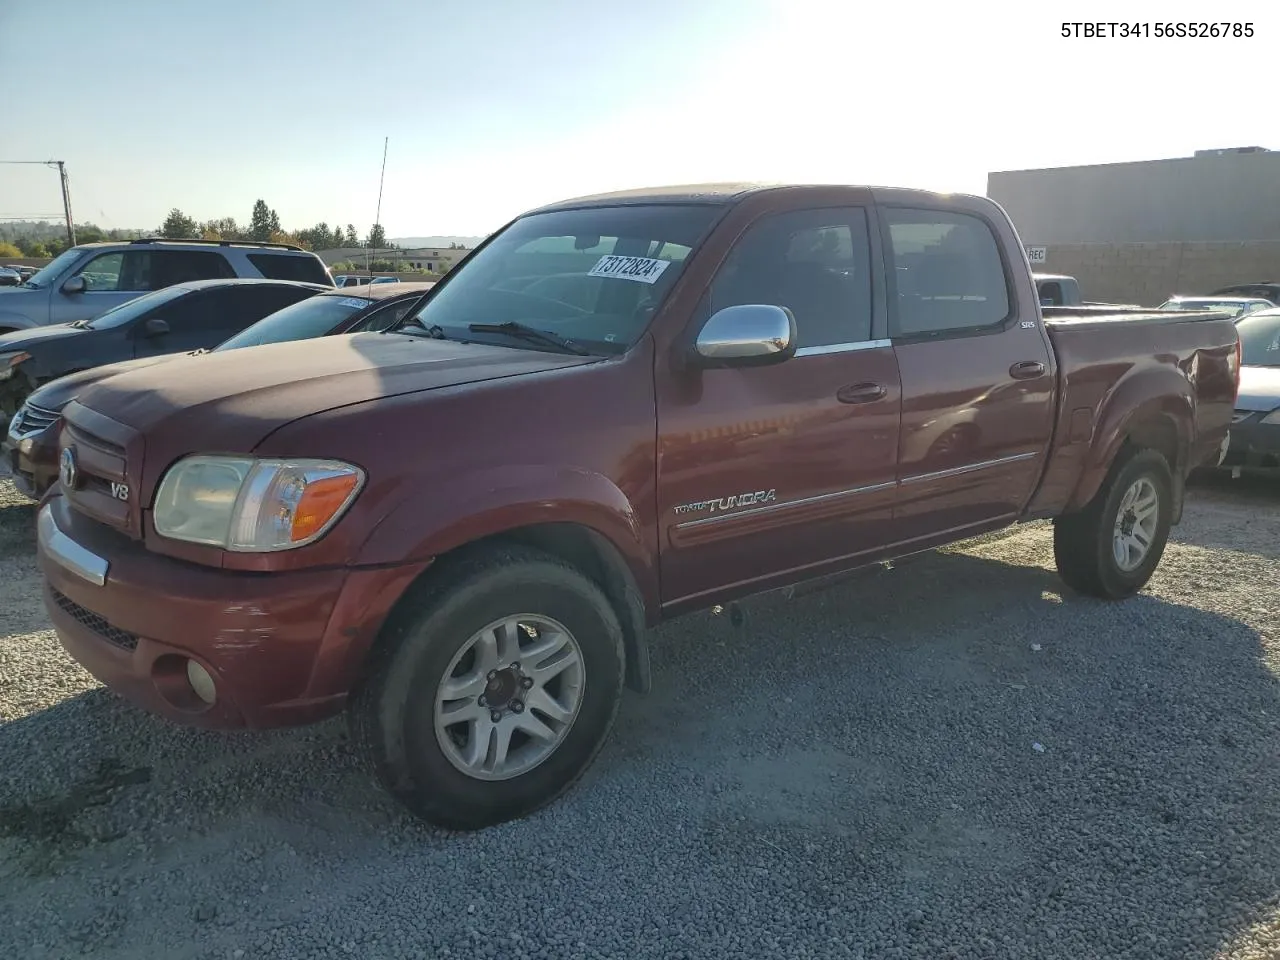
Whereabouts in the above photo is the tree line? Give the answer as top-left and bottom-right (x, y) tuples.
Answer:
(0, 199), (427, 259)
(160, 200), (389, 252)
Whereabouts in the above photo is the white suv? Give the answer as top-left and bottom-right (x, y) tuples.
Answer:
(0, 238), (334, 333)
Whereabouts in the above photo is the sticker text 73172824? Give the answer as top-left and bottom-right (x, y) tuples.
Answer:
(586, 255), (672, 285)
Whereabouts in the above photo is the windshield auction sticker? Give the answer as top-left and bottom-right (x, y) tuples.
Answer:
(587, 255), (672, 284)
(336, 297), (375, 309)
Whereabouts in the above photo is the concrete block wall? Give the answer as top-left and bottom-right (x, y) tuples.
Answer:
(1030, 241), (1280, 306)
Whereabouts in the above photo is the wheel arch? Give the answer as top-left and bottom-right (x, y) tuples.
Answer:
(1068, 384), (1193, 523)
(352, 519), (654, 697)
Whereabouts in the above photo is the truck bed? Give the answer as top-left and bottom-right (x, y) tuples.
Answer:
(1041, 306), (1234, 327)
(1025, 308), (1240, 519)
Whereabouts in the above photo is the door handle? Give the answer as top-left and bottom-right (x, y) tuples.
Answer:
(837, 382), (887, 404)
(1009, 360), (1046, 380)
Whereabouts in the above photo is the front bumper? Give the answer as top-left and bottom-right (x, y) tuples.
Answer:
(2, 423), (59, 500)
(1221, 413), (1280, 472)
(37, 495), (429, 730)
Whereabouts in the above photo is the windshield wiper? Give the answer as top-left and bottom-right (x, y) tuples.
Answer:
(394, 319), (450, 340)
(468, 321), (590, 356)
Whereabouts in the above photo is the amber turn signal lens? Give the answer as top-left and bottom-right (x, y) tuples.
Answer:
(290, 473), (361, 543)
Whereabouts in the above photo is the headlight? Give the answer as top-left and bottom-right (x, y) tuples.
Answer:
(1261, 409), (1280, 425)
(0, 352), (31, 382)
(153, 455), (365, 552)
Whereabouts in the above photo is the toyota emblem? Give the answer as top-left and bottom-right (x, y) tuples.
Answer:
(60, 447), (79, 490)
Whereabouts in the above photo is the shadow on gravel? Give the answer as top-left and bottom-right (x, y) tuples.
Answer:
(1, 543), (1278, 959)
(0, 496), (36, 561)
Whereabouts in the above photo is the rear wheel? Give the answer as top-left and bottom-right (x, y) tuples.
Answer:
(349, 545), (625, 830)
(1053, 447), (1173, 599)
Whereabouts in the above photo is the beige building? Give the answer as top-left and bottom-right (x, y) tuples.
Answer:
(987, 147), (1280, 305)
(316, 246), (471, 275)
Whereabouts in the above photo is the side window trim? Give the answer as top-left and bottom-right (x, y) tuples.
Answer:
(876, 203), (1018, 343)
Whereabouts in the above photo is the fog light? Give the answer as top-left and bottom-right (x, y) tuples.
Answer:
(186, 659), (217, 705)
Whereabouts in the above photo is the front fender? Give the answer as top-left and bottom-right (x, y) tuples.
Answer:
(1067, 365), (1194, 513)
(355, 463), (658, 611)
(0, 312), (40, 332)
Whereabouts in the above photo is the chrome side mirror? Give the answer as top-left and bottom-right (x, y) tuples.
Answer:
(693, 304), (796, 367)
(62, 275), (87, 295)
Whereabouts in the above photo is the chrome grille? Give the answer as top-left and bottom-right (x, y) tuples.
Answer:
(8, 402), (60, 439)
(61, 419), (133, 533)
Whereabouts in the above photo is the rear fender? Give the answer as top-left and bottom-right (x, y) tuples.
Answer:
(1067, 369), (1193, 516)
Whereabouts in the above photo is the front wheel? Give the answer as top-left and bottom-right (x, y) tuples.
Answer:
(1053, 447), (1174, 600)
(349, 546), (625, 830)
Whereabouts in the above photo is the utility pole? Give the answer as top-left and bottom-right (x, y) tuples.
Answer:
(0, 159), (76, 246)
(57, 162), (76, 247)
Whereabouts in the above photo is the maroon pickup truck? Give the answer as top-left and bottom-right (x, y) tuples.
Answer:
(34, 183), (1240, 831)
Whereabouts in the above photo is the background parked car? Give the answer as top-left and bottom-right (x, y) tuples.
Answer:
(3, 281), (435, 499)
(334, 275), (401, 287)
(0, 267), (20, 287)
(0, 277), (329, 419)
(1220, 306), (1280, 476)
(1209, 281), (1280, 304)
(0, 237), (335, 335)
(1157, 296), (1275, 318)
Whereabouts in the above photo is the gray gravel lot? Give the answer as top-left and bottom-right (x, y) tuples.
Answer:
(1, 469), (1279, 960)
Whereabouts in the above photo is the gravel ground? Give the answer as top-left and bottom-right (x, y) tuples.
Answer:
(1, 468), (1279, 960)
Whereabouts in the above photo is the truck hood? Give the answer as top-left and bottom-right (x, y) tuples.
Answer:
(26, 354), (179, 413)
(0, 322), (82, 350)
(73, 332), (600, 450)
(1237, 365), (1280, 412)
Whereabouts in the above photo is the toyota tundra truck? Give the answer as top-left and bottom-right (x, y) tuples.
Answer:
(34, 184), (1241, 831)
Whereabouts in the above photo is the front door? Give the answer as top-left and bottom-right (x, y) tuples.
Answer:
(655, 203), (902, 611)
(878, 203), (1055, 542)
(50, 251), (147, 325)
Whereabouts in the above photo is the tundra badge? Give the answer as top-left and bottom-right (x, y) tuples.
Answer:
(674, 489), (777, 516)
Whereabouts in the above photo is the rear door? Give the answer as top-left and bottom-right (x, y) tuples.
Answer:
(655, 201), (902, 608)
(878, 202), (1054, 542)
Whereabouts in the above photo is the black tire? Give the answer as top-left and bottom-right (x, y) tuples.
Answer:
(349, 545), (626, 831)
(1053, 447), (1174, 600)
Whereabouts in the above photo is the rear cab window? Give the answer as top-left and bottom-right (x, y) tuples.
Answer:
(248, 253), (332, 285)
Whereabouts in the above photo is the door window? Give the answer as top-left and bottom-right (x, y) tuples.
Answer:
(76, 252), (140, 291)
(146, 292), (219, 334)
(149, 250), (235, 286)
(883, 208), (1012, 337)
(709, 207), (873, 348)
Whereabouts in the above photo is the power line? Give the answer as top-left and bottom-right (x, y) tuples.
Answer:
(0, 159), (76, 246)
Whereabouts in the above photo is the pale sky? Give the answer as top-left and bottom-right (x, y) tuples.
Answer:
(0, 0), (1272, 238)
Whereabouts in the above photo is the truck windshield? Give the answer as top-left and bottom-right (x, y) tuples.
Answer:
(398, 203), (723, 355)
(1236, 312), (1280, 367)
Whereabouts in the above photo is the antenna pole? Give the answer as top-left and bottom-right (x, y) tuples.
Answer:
(368, 137), (388, 274)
